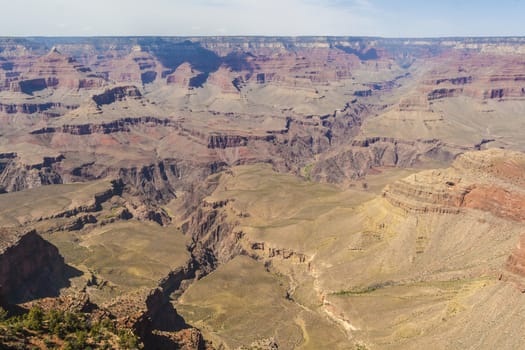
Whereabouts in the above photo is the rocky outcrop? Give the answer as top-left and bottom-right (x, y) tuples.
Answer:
(427, 87), (463, 100)
(311, 137), (464, 183)
(104, 287), (213, 349)
(354, 89), (372, 97)
(38, 181), (122, 221)
(248, 241), (308, 264)
(427, 76), (473, 86)
(481, 87), (525, 99)
(18, 78), (49, 94)
(0, 101), (79, 115)
(153, 328), (212, 350)
(0, 228), (71, 305)
(118, 161), (178, 204)
(21, 292), (97, 316)
(92, 85), (142, 106)
(0, 155), (64, 192)
(207, 134), (249, 149)
(1, 48), (105, 94)
(182, 200), (243, 266)
(382, 170), (465, 214)
(166, 62), (201, 88)
(383, 149), (525, 219)
(461, 185), (525, 221)
(21, 289), (213, 349)
(416, 52), (525, 102)
(207, 65), (243, 93)
(31, 116), (177, 135)
(207, 134), (276, 149)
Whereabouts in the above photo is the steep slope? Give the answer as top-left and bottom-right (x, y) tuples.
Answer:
(0, 228), (71, 305)
(174, 149), (525, 349)
(2, 36), (525, 349)
(2, 36), (525, 200)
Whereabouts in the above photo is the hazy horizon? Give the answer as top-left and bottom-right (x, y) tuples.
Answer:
(3, 34), (525, 39)
(2, 0), (524, 38)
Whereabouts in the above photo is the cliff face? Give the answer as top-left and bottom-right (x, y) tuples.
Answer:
(0, 48), (105, 94)
(0, 102), (79, 115)
(383, 149), (525, 219)
(1, 37), (524, 96)
(2, 36), (525, 349)
(166, 62), (199, 87)
(381, 149), (525, 288)
(105, 285), (213, 349)
(410, 51), (525, 104)
(31, 116), (176, 136)
(0, 228), (70, 305)
(92, 85), (142, 106)
(0, 155), (64, 192)
(1, 36), (524, 198)
(311, 137), (464, 183)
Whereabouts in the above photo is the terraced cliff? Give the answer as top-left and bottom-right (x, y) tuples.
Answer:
(2, 36), (525, 349)
(383, 149), (525, 219)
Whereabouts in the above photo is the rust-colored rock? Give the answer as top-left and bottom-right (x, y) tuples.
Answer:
(384, 149), (525, 221)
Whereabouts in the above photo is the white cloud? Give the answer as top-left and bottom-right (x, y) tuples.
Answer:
(1, 0), (381, 36)
(1, 0), (522, 37)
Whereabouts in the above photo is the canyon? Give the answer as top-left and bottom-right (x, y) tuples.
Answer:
(1, 36), (525, 349)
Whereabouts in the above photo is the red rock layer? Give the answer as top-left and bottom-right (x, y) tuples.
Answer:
(384, 149), (525, 221)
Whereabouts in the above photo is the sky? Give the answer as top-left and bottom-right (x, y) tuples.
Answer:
(1, 0), (525, 37)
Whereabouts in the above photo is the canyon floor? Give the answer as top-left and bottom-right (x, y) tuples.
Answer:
(1, 36), (525, 349)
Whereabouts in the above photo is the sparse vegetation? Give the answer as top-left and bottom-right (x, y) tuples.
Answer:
(301, 163), (314, 181)
(355, 344), (369, 350)
(332, 281), (395, 296)
(0, 306), (142, 349)
(0, 307), (8, 321)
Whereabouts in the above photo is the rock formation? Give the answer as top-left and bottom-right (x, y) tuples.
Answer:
(384, 149), (525, 219)
(0, 228), (70, 305)
(2, 36), (525, 349)
(92, 85), (142, 106)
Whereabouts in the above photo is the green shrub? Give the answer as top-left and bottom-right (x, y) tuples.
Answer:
(25, 306), (44, 331)
(118, 329), (141, 349)
(67, 330), (88, 350)
(48, 309), (66, 338)
(0, 307), (8, 321)
(0, 306), (140, 349)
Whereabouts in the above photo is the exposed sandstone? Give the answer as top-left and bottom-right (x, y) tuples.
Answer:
(413, 51), (525, 102)
(384, 149), (525, 220)
(427, 87), (463, 100)
(382, 170), (465, 214)
(2, 36), (525, 350)
(31, 116), (176, 135)
(207, 65), (243, 94)
(166, 62), (198, 87)
(0, 155), (64, 192)
(312, 137), (464, 183)
(0, 101), (79, 115)
(92, 85), (142, 106)
(0, 49), (105, 94)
